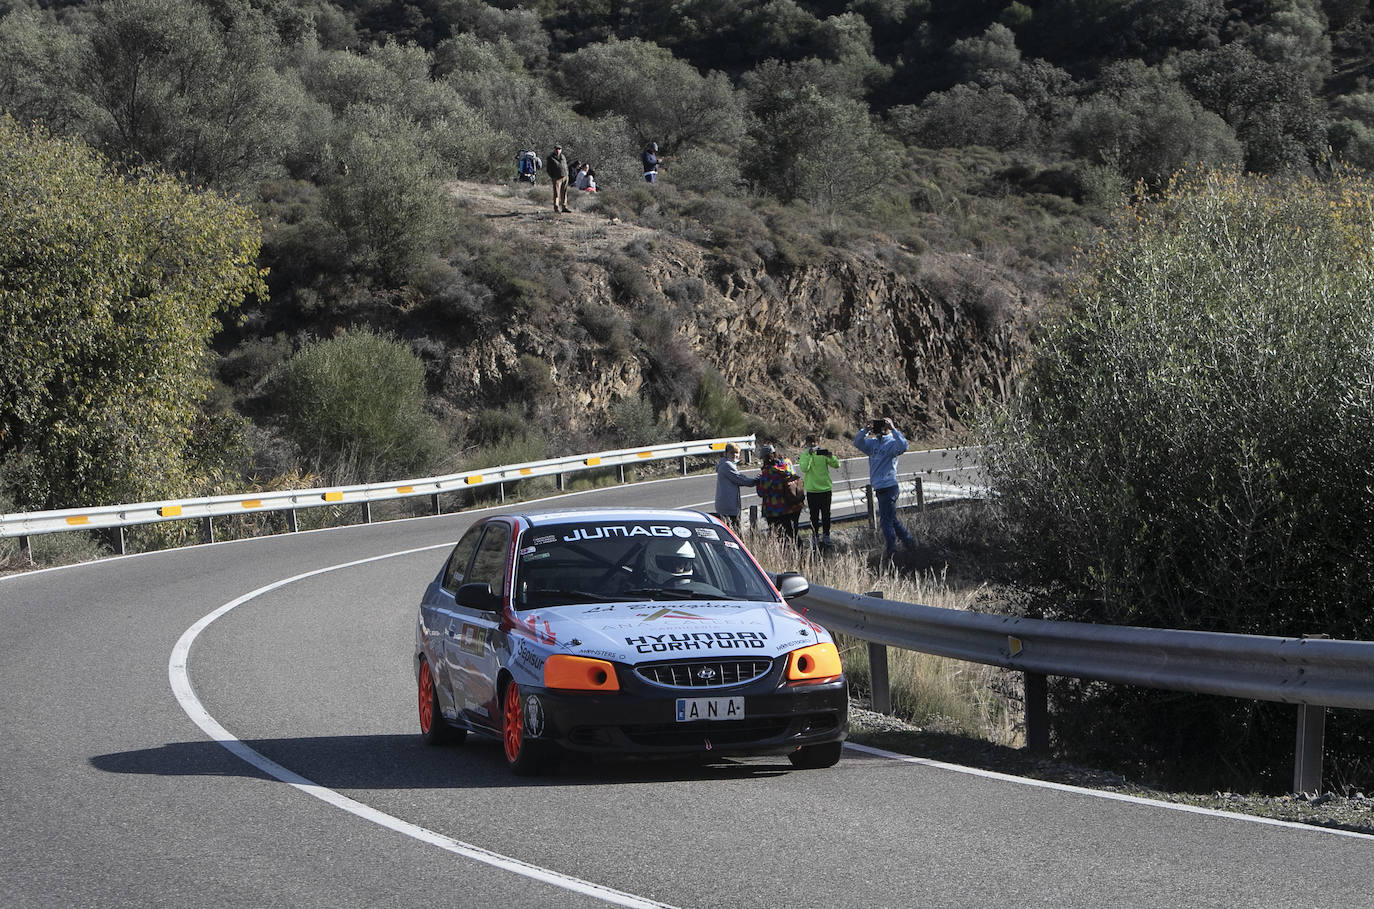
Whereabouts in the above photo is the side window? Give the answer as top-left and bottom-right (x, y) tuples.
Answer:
(441, 525), (485, 593)
(467, 523), (513, 597)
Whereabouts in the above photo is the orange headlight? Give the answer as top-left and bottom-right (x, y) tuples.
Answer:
(544, 654), (620, 692)
(786, 642), (843, 682)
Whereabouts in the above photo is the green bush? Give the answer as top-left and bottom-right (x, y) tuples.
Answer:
(976, 167), (1374, 789)
(273, 329), (445, 481)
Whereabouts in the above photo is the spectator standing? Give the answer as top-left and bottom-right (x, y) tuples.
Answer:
(641, 142), (661, 183)
(547, 144), (570, 213)
(713, 442), (757, 530)
(853, 417), (916, 559)
(755, 444), (803, 544)
(799, 436), (841, 546)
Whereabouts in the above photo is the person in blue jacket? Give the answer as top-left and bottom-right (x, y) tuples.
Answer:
(853, 417), (916, 559)
(712, 442), (756, 529)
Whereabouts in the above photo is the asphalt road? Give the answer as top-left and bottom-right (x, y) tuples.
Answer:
(2, 449), (1370, 908)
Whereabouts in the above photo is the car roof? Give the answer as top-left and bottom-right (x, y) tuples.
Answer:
(513, 507), (713, 527)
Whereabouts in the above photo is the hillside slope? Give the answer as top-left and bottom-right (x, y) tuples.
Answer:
(438, 180), (1030, 443)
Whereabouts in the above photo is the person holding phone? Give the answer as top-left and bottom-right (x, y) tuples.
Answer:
(799, 435), (840, 546)
(853, 417), (916, 560)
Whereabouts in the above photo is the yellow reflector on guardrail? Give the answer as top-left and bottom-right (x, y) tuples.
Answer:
(710, 442), (725, 450)
(241, 500), (262, 508)
(585, 457), (601, 466)
(465, 476), (483, 485)
(65, 515), (90, 526)
(159, 506), (182, 518)
(519, 468), (532, 476)
(323, 491), (343, 502)
(396, 486), (414, 494)
(636, 451), (652, 458)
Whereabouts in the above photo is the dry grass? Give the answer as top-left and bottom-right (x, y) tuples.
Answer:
(744, 525), (1023, 747)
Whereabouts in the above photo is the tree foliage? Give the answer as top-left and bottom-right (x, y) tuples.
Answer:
(271, 328), (444, 479)
(976, 166), (1374, 785)
(0, 116), (265, 510)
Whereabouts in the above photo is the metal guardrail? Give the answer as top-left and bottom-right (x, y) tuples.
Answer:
(0, 435), (755, 550)
(795, 583), (1374, 792)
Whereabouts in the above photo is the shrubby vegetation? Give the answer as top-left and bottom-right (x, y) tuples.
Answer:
(976, 167), (1374, 788)
(0, 116), (264, 511)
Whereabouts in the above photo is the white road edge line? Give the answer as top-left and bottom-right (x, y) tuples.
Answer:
(168, 546), (679, 909)
(846, 742), (1374, 842)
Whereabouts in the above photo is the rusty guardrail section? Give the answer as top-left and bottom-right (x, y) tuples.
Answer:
(795, 583), (1374, 792)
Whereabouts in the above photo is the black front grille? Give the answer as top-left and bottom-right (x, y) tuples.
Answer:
(634, 658), (775, 689)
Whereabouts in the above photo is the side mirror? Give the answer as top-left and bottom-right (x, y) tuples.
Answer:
(455, 582), (500, 612)
(776, 571), (810, 600)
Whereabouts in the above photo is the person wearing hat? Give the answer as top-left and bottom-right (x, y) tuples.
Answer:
(641, 141), (660, 183)
(547, 144), (570, 212)
(713, 442), (757, 530)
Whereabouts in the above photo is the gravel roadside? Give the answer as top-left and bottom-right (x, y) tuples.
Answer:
(846, 701), (1374, 837)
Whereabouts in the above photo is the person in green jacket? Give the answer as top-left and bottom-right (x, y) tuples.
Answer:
(799, 435), (841, 545)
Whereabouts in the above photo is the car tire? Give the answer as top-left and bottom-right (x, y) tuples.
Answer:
(419, 659), (465, 746)
(502, 680), (554, 776)
(788, 741), (843, 769)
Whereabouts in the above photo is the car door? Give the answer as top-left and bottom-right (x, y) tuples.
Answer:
(424, 524), (484, 722)
(446, 519), (512, 729)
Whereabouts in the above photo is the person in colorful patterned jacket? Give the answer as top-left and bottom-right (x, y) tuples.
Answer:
(754, 444), (803, 544)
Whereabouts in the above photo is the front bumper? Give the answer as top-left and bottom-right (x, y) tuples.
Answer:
(526, 675), (849, 757)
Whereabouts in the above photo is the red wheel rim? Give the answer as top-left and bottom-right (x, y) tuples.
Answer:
(418, 661), (435, 734)
(503, 682), (523, 762)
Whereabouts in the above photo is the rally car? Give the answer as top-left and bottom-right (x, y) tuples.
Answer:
(415, 508), (848, 775)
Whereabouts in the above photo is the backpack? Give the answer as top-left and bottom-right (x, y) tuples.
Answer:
(517, 151), (541, 182)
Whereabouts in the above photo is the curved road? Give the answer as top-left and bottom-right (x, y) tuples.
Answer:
(2, 451), (1369, 908)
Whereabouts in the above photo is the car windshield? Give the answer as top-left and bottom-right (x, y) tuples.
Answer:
(513, 519), (778, 609)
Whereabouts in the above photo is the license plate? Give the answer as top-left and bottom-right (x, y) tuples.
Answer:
(676, 696), (745, 722)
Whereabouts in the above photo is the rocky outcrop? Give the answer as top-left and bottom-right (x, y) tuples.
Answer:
(434, 185), (1029, 443)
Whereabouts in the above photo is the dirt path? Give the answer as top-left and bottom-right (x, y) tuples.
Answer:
(448, 179), (658, 261)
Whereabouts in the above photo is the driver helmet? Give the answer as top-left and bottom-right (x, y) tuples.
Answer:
(649, 539), (695, 586)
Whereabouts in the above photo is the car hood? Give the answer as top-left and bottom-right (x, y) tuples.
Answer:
(518, 600), (826, 663)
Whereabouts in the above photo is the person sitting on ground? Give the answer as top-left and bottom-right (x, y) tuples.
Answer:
(575, 163), (597, 192)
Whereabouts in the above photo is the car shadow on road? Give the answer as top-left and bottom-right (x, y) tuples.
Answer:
(90, 733), (801, 789)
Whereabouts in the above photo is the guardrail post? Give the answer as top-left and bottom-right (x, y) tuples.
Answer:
(498, 483), (505, 504)
(556, 473), (565, 491)
(680, 456), (688, 476)
(108, 526), (125, 556)
(287, 509), (298, 532)
(431, 493), (442, 516)
(748, 504), (758, 530)
(361, 501), (372, 524)
(914, 476), (925, 512)
(1025, 672), (1049, 754)
(864, 591), (891, 714)
(1294, 703), (1327, 794)
(864, 485), (875, 529)
(19, 534), (32, 564)
(618, 465), (626, 484)
(1293, 634), (1331, 793)
(201, 516), (215, 545)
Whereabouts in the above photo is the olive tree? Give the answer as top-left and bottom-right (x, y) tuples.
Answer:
(0, 117), (265, 510)
(975, 168), (1374, 787)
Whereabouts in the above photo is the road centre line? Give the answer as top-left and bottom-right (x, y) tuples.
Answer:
(168, 546), (680, 909)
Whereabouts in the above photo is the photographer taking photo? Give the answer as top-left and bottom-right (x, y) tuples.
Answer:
(799, 435), (840, 546)
(853, 417), (916, 560)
